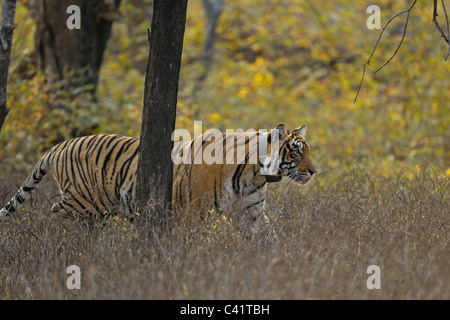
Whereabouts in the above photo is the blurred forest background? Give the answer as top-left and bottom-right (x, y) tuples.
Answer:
(0, 0), (449, 300)
(1, 0), (448, 180)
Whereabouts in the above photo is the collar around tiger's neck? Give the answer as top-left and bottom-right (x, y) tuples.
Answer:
(258, 131), (282, 176)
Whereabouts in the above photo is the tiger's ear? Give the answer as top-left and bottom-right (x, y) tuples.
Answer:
(275, 124), (287, 139)
(293, 125), (307, 137)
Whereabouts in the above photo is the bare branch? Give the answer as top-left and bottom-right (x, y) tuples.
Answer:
(374, 7), (413, 74)
(444, 0), (450, 38)
(354, 0), (417, 103)
(433, 0), (450, 47)
(438, 0), (450, 60)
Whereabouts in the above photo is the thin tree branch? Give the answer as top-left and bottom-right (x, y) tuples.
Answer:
(438, 0), (450, 60)
(374, 7), (413, 74)
(444, 0), (450, 38)
(433, 0), (450, 48)
(354, 0), (417, 103)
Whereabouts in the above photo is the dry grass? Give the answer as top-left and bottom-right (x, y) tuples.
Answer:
(0, 168), (448, 299)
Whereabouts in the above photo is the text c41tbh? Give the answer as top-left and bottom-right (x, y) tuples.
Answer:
(224, 304), (269, 315)
(180, 304), (269, 316)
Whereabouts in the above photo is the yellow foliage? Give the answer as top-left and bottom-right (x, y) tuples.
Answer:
(1, 0), (448, 181)
(210, 112), (222, 124)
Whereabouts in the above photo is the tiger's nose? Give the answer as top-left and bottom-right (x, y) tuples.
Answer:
(308, 168), (317, 176)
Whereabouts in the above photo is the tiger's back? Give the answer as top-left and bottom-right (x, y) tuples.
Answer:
(49, 134), (140, 219)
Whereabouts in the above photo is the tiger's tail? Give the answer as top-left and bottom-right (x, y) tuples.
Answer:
(0, 150), (53, 219)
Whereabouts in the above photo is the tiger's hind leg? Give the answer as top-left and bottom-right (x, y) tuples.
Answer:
(51, 193), (106, 227)
(51, 199), (79, 221)
(51, 183), (95, 222)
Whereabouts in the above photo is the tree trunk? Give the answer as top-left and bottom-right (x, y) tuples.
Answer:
(0, 0), (17, 134)
(35, 0), (121, 95)
(192, 0), (223, 96)
(202, 0), (224, 57)
(136, 0), (188, 226)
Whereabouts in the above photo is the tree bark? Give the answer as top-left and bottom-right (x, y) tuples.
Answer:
(35, 0), (121, 95)
(0, 0), (17, 134)
(136, 0), (188, 224)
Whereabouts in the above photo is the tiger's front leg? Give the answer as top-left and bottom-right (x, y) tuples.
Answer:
(228, 201), (275, 242)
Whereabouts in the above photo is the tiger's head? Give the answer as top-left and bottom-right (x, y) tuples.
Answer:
(264, 124), (317, 184)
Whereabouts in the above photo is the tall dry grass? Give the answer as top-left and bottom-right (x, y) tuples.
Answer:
(0, 168), (448, 299)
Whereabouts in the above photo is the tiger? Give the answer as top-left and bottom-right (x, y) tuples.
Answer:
(0, 124), (317, 239)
